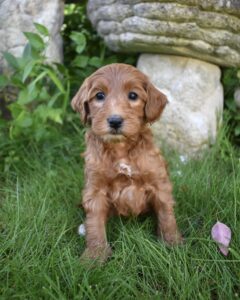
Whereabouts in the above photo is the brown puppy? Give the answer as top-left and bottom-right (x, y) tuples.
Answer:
(72, 63), (182, 262)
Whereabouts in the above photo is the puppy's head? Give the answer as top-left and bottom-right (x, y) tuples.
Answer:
(72, 63), (167, 142)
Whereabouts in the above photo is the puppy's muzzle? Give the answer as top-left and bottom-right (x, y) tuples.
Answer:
(107, 115), (123, 132)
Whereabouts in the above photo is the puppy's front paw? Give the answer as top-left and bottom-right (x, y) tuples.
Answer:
(158, 229), (183, 246)
(163, 231), (184, 246)
(80, 245), (112, 264)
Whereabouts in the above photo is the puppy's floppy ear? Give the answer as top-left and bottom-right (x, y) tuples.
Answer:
(71, 78), (90, 124)
(145, 81), (168, 123)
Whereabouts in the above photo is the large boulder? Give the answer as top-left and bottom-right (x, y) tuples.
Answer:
(87, 0), (237, 155)
(0, 0), (64, 72)
(138, 54), (223, 156)
(87, 0), (240, 67)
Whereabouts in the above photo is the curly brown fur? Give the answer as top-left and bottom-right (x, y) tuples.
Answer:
(72, 63), (182, 262)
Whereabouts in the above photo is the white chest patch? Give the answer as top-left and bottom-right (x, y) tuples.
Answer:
(118, 162), (132, 177)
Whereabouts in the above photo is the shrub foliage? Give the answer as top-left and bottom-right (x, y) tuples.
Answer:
(0, 3), (136, 172)
(0, 23), (70, 142)
(222, 68), (240, 146)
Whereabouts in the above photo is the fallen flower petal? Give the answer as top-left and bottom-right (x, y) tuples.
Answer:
(78, 223), (86, 236)
(211, 221), (231, 256)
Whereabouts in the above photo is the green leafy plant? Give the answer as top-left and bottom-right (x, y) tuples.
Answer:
(222, 68), (240, 146)
(62, 3), (137, 93)
(0, 23), (71, 142)
(0, 3), (137, 173)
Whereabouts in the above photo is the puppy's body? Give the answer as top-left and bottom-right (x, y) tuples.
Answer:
(84, 127), (171, 217)
(72, 64), (182, 261)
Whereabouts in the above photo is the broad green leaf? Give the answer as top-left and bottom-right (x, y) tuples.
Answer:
(19, 116), (33, 128)
(0, 75), (8, 88)
(16, 57), (30, 69)
(47, 108), (63, 124)
(34, 23), (49, 36)
(70, 32), (86, 54)
(8, 102), (23, 119)
(28, 70), (48, 94)
(11, 74), (25, 88)
(89, 56), (103, 68)
(34, 104), (47, 121)
(39, 87), (50, 101)
(22, 60), (36, 82)
(27, 84), (39, 101)
(15, 111), (33, 128)
(45, 69), (65, 93)
(23, 43), (32, 59)
(70, 31), (86, 44)
(23, 43), (42, 60)
(76, 45), (85, 54)
(47, 92), (61, 107)
(35, 105), (63, 124)
(3, 52), (19, 69)
(17, 89), (30, 105)
(73, 55), (89, 68)
(18, 86), (38, 105)
(23, 32), (45, 51)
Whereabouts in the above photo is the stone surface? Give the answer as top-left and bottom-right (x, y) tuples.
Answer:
(0, 0), (64, 72)
(87, 0), (240, 67)
(137, 54), (223, 156)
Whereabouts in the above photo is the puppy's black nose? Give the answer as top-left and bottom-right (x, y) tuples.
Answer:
(107, 115), (123, 130)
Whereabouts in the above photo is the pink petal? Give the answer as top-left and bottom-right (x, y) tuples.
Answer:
(219, 245), (229, 256)
(211, 221), (231, 256)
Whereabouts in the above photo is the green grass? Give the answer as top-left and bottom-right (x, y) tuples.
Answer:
(0, 130), (240, 299)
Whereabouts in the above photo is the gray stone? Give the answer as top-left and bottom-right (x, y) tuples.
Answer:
(137, 54), (224, 156)
(0, 0), (64, 72)
(87, 0), (240, 67)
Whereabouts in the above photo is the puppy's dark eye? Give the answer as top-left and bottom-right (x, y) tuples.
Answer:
(128, 92), (138, 101)
(95, 92), (105, 101)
